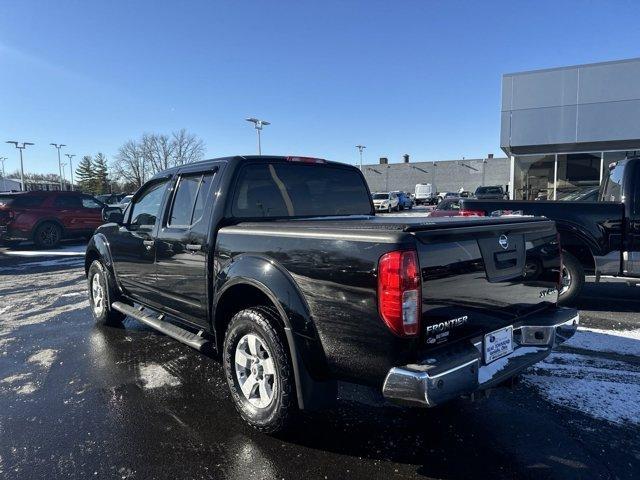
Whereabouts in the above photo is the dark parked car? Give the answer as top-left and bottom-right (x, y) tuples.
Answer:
(85, 155), (577, 433)
(461, 157), (640, 304)
(474, 186), (506, 200)
(0, 191), (109, 248)
(428, 197), (461, 217)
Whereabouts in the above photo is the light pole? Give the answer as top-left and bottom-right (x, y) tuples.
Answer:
(50, 143), (66, 190)
(245, 117), (270, 155)
(0, 157), (6, 192)
(6, 141), (34, 191)
(355, 145), (366, 170)
(61, 162), (67, 188)
(65, 154), (76, 191)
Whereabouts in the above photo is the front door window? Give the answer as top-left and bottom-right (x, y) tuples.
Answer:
(129, 180), (170, 233)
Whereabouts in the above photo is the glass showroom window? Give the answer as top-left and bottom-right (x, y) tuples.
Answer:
(555, 152), (602, 200)
(513, 155), (555, 200)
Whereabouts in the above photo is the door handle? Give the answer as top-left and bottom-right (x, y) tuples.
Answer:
(186, 243), (202, 252)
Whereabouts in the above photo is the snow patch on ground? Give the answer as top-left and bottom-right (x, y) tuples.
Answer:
(3, 244), (86, 257)
(15, 383), (38, 395)
(27, 349), (58, 370)
(0, 268), (88, 335)
(138, 363), (181, 389)
(565, 327), (640, 356)
(0, 373), (31, 384)
(524, 350), (640, 426)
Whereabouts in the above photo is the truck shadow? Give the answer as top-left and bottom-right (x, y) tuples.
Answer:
(575, 282), (640, 313)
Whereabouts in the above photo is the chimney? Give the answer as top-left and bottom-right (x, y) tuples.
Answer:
(403, 154), (409, 163)
(488, 153), (494, 159)
(379, 157), (388, 165)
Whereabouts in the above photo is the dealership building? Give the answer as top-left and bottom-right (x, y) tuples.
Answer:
(362, 57), (640, 198)
(502, 57), (640, 200)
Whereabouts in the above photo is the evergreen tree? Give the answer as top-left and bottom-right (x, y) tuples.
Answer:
(75, 155), (96, 194)
(93, 153), (109, 194)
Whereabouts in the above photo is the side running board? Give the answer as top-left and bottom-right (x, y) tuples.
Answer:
(111, 301), (211, 352)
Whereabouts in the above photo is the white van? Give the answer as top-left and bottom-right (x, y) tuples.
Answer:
(414, 183), (435, 205)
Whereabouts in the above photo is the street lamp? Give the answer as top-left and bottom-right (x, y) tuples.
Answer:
(0, 157), (6, 192)
(355, 145), (366, 170)
(65, 154), (76, 191)
(6, 141), (34, 191)
(245, 117), (270, 155)
(50, 143), (67, 190)
(61, 162), (67, 187)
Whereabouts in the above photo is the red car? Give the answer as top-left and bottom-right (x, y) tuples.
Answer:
(0, 191), (106, 248)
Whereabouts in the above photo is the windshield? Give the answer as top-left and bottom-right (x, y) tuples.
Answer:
(372, 193), (389, 200)
(121, 196), (132, 204)
(232, 163), (372, 218)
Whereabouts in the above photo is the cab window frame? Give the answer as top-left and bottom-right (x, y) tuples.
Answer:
(126, 177), (172, 233)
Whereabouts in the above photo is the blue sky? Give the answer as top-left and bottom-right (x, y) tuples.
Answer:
(2, 0), (640, 175)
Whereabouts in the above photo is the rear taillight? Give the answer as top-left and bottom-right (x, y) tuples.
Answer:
(378, 250), (421, 337)
(460, 210), (486, 217)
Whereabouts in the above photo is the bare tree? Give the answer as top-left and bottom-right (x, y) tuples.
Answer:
(141, 133), (173, 174)
(172, 129), (205, 166)
(111, 129), (205, 188)
(113, 140), (147, 188)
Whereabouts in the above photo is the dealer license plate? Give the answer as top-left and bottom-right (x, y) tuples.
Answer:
(484, 326), (513, 364)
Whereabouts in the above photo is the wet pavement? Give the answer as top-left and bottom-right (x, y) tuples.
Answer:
(1, 241), (639, 479)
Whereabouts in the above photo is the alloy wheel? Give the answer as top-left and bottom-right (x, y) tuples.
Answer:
(234, 333), (277, 408)
(91, 272), (105, 316)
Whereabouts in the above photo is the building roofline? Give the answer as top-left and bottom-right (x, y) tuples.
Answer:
(503, 56), (640, 77)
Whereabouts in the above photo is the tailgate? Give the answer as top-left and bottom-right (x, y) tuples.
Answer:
(411, 218), (560, 346)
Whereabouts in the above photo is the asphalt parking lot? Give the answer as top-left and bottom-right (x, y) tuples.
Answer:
(1, 229), (639, 479)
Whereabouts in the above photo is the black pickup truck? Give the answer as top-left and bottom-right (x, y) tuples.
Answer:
(86, 155), (578, 432)
(461, 157), (640, 304)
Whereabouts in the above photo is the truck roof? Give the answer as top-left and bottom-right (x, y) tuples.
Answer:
(149, 155), (353, 181)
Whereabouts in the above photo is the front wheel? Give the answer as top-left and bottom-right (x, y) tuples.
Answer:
(558, 251), (584, 305)
(223, 307), (295, 433)
(88, 260), (125, 326)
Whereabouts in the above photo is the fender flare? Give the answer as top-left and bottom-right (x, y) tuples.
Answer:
(555, 221), (600, 256)
(85, 233), (117, 279)
(214, 254), (335, 410)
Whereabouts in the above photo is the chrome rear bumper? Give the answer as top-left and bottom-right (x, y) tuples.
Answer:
(382, 307), (579, 407)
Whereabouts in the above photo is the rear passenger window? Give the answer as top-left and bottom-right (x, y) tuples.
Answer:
(54, 196), (82, 208)
(11, 196), (45, 208)
(167, 173), (214, 227)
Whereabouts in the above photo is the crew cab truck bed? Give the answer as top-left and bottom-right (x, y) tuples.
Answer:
(86, 155), (577, 432)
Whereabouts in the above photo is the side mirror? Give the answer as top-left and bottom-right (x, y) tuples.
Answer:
(103, 206), (124, 224)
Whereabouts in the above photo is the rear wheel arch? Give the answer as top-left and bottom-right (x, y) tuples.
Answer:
(213, 278), (335, 410)
(556, 228), (596, 273)
(214, 280), (289, 351)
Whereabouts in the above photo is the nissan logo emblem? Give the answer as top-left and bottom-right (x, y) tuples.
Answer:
(498, 235), (509, 250)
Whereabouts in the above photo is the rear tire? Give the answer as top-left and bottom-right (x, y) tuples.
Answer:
(33, 222), (62, 249)
(558, 251), (584, 305)
(223, 306), (295, 433)
(88, 260), (125, 326)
